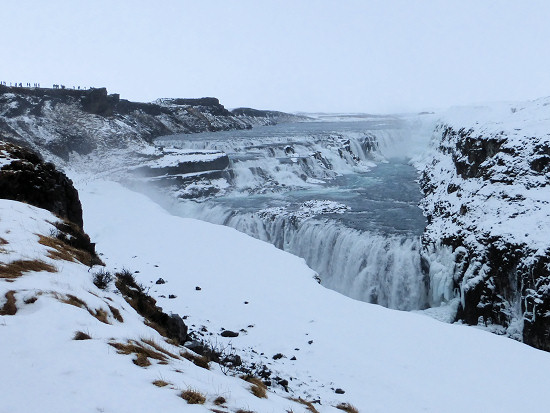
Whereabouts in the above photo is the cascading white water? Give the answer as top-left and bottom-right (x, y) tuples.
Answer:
(172, 200), (430, 311)
(158, 119), (458, 313)
(157, 123), (409, 194)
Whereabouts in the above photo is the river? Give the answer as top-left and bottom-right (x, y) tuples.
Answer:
(156, 119), (441, 311)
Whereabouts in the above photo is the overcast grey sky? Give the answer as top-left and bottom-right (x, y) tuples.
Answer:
(2, 0), (549, 113)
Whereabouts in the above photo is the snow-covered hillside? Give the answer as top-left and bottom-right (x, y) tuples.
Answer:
(3, 130), (550, 412)
(73, 178), (550, 413)
(0, 199), (333, 413)
(418, 98), (550, 349)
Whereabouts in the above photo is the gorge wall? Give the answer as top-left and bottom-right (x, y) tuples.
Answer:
(0, 85), (299, 162)
(419, 99), (550, 350)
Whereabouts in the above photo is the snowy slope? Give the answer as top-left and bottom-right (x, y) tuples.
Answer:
(0, 200), (332, 413)
(73, 179), (550, 413)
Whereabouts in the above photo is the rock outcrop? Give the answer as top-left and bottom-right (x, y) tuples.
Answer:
(231, 107), (310, 124)
(0, 85), (291, 161)
(419, 100), (550, 350)
(0, 86), (307, 199)
(0, 140), (83, 227)
(0, 139), (100, 264)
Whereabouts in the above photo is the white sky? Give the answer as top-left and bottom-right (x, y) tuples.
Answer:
(2, 0), (550, 113)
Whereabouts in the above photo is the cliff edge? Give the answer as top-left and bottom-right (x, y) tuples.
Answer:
(419, 98), (550, 350)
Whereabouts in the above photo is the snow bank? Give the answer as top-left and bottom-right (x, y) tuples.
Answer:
(0, 199), (327, 413)
(74, 179), (550, 413)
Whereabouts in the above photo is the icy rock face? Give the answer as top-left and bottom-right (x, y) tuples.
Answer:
(0, 85), (292, 162)
(131, 149), (230, 178)
(419, 99), (550, 350)
(0, 140), (84, 228)
(0, 139), (100, 264)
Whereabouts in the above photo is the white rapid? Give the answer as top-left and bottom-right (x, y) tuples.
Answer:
(174, 200), (430, 310)
(157, 120), (409, 193)
(158, 118), (458, 313)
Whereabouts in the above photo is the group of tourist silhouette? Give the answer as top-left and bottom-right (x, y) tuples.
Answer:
(2, 82), (40, 87)
(1, 82), (90, 90)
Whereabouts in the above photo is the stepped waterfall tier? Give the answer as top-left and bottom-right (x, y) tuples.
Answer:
(157, 118), (446, 312)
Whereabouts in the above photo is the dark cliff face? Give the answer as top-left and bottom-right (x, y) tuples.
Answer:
(132, 155), (230, 178)
(0, 140), (100, 264)
(0, 140), (83, 227)
(80, 87), (120, 116)
(420, 119), (550, 351)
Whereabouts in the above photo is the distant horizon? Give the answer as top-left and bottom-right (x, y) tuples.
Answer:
(3, 80), (543, 117)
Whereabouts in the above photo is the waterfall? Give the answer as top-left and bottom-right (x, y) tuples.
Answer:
(157, 120), (457, 313)
(157, 127), (408, 192)
(172, 201), (431, 311)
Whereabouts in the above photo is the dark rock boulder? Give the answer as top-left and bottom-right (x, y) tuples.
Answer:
(166, 313), (189, 345)
(132, 154), (230, 178)
(115, 271), (188, 345)
(0, 140), (84, 228)
(167, 97), (231, 116)
(220, 330), (239, 338)
(80, 87), (120, 116)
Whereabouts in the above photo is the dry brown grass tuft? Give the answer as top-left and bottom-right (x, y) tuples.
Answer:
(180, 389), (206, 404)
(144, 320), (169, 338)
(235, 410), (256, 413)
(61, 294), (87, 308)
(134, 353), (152, 367)
(165, 337), (180, 346)
(90, 308), (110, 324)
(0, 259), (56, 278)
(241, 375), (267, 399)
(59, 294), (111, 324)
(241, 375), (265, 387)
(290, 398), (320, 413)
(0, 291), (17, 315)
(142, 338), (180, 360)
(73, 331), (91, 340)
(335, 403), (359, 413)
(250, 383), (267, 399)
(181, 351), (210, 369)
(152, 379), (171, 387)
(109, 340), (168, 368)
(213, 396), (226, 405)
(0, 237), (8, 253)
(38, 234), (92, 265)
(108, 305), (124, 322)
(24, 296), (38, 304)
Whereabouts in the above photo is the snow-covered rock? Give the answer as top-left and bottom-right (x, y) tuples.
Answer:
(0, 86), (307, 198)
(418, 98), (550, 350)
(0, 86), (255, 160)
(0, 140), (84, 227)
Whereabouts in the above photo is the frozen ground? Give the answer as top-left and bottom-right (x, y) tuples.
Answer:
(2, 174), (550, 412)
(78, 179), (550, 412)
